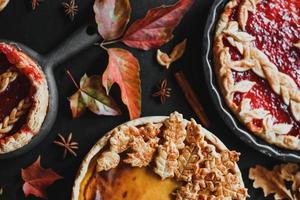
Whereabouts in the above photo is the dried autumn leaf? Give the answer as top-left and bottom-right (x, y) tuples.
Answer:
(157, 39), (187, 69)
(157, 50), (172, 69)
(102, 48), (141, 120)
(249, 165), (294, 200)
(94, 0), (131, 41)
(21, 156), (63, 199)
(0, 0), (9, 11)
(69, 74), (121, 118)
(122, 0), (194, 50)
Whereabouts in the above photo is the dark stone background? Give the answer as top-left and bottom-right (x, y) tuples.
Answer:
(0, 0), (283, 199)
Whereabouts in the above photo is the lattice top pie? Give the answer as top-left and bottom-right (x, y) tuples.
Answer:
(214, 0), (300, 150)
(0, 43), (48, 153)
(72, 112), (247, 200)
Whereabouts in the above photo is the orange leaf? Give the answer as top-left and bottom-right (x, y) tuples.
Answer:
(102, 48), (141, 119)
(21, 156), (63, 199)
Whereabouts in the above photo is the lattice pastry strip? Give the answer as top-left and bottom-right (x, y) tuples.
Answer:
(0, 69), (17, 93)
(0, 98), (31, 137)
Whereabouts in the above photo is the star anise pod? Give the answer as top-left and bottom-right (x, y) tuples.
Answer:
(31, 0), (42, 10)
(62, 0), (78, 21)
(54, 133), (79, 159)
(153, 79), (171, 104)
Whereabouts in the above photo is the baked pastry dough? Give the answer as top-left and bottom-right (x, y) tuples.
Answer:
(214, 0), (300, 150)
(72, 112), (247, 200)
(0, 43), (48, 153)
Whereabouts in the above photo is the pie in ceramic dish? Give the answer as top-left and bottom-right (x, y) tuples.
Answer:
(0, 43), (48, 153)
(72, 112), (248, 200)
(214, 0), (300, 150)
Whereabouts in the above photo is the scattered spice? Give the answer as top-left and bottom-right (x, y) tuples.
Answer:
(53, 133), (79, 159)
(31, 0), (42, 10)
(62, 0), (78, 21)
(152, 79), (171, 104)
(174, 71), (210, 128)
(249, 163), (300, 200)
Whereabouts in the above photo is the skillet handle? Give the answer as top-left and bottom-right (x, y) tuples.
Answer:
(43, 24), (101, 69)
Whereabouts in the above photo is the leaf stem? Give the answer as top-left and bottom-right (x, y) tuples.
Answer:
(65, 69), (80, 89)
(101, 39), (122, 46)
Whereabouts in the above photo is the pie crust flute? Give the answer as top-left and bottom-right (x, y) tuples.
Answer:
(213, 0), (300, 150)
(72, 112), (248, 200)
(0, 43), (49, 153)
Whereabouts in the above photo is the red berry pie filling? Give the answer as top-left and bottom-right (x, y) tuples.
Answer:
(214, 0), (300, 149)
(0, 43), (48, 153)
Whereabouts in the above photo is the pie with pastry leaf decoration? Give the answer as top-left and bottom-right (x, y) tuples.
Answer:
(0, 43), (48, 153)
(214, 0), (300, 150)
(72, 112), (247, 200)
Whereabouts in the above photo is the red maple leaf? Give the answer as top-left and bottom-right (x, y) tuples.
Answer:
(122, 0), (194, 50)
(21, 156), (63, 199)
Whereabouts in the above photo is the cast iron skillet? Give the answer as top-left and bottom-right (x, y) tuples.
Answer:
(202, 0), (300, 162)
(0, 24), (101, 159)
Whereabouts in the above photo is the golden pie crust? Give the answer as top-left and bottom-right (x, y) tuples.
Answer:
(0, 43), (49, 153)
(72, 112), (247, 200)
(213, 0), (300, 150)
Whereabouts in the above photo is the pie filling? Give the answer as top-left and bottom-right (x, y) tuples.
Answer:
(84, 164), (178, 200)
(0, 53), (32, 138)
(226, 0), (300, 136)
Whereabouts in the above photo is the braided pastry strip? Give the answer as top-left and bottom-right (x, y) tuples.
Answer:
(0, 69), (18, 93)
(219, 15), (300, 121)
(0, 98), (31, 136)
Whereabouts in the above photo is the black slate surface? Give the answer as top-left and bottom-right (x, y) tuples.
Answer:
(0, 0), (283, 199)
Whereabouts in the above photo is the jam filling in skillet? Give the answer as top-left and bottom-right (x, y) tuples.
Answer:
(0, 53), (32, 138)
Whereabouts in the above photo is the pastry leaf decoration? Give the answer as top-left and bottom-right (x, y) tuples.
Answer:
(175, 144), (201, 181)
(122, 0), (193, 50)
(21, 156), (63, 199)
(68, 72), (121, 118)
(102, 48), (141, 120)
(249, 163), (300, 200)
(94, 0), (131, 41)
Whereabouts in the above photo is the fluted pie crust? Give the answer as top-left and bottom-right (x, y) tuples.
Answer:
(72, 112), (247, 200)
(214, 0), (300, 150)
(0, 43), (48, 153)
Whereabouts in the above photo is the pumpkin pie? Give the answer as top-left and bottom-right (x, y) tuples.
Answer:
(72, 112), (247, 200)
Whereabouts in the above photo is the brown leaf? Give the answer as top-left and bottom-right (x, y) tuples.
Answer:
(122, 0), (194, 50)
(157, 39), (187, 69)
(249, 164), (298, 200)
(102, 48), (141, 119)
(94, 0), (131, 41)
(68, 74), (121, 118)
(21, 156), (63, 199)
